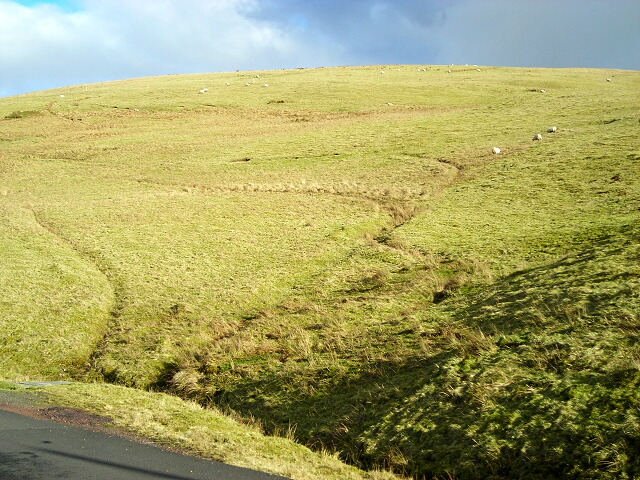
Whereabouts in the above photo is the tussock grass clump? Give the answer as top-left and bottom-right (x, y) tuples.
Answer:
(4, 109), (42, 119)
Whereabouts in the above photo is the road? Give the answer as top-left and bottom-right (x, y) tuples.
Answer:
(0, 409), (290, 480)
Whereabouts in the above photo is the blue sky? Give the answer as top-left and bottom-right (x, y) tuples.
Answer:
(1, 0), (639, 97)
(12, 0), (77, 8)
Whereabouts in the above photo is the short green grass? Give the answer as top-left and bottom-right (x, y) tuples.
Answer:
(1, 65), (639, 479)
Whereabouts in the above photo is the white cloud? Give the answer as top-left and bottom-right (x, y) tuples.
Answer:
(0, 0), (335, 97)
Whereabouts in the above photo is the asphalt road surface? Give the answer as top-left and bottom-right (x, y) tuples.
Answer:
(0, 409), (290, 480)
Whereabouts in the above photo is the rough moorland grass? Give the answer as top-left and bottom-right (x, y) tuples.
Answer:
(1, 65), (639, 479)
(0, 204), (112, 379)
(38, 189), (388, 387)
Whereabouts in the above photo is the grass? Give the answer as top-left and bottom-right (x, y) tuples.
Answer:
(1, 65), (639, 479)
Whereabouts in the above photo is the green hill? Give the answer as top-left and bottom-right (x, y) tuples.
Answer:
(1, 65), (639, 479)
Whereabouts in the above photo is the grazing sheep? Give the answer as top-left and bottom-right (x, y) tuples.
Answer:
(606, 78), (612, 82)
(245, 83), (251, 86)
(226, 82), (230, 86)
(533, 133), (542, 141)
(198, 89), (208, 94)
(547, 126), (557, 133)
(540, 89), (546, 93)
(492, 147), (501, 154)
(264, 84), (269, 87)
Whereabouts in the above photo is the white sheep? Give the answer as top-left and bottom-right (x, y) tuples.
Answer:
(492, 147), (501, 154)
(547, 126), (557, 133)
(533, 133), (542, 141)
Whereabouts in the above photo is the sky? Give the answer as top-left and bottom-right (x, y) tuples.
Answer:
(1, 0), (639, 97)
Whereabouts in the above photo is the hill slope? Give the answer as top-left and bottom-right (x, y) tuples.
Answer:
(1, 65), (639, 479)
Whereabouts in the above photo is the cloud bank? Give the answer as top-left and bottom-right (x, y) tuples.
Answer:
(1, 0), (638, 97)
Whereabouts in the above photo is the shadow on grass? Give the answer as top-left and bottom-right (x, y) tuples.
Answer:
(459, 223), (639, 335)
(215, 225), (640, 479)
(217, 343), (640, 479)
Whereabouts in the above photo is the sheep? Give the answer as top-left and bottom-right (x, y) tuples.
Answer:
(198, 89), (208, 94)
(533, 133), (542, 141)
(264, 84), (269, 88)
(492, 147), (501, 154)
(540, 89), (546, 93)
(245, 83), (251, 86)
(547, 126), (557, 133)
(226, 82), (230, 86)
(606, 78), (612, 82)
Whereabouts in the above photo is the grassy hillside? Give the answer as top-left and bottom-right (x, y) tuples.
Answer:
(1, 65), (639, 479)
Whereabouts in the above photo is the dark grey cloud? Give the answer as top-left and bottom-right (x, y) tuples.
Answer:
(244, 0), (453, 64)
(437, 0), (640, 69)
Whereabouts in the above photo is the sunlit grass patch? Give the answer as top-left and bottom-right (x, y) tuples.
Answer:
(30, 188), (388, 387)
(0, 205), (113, 379)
